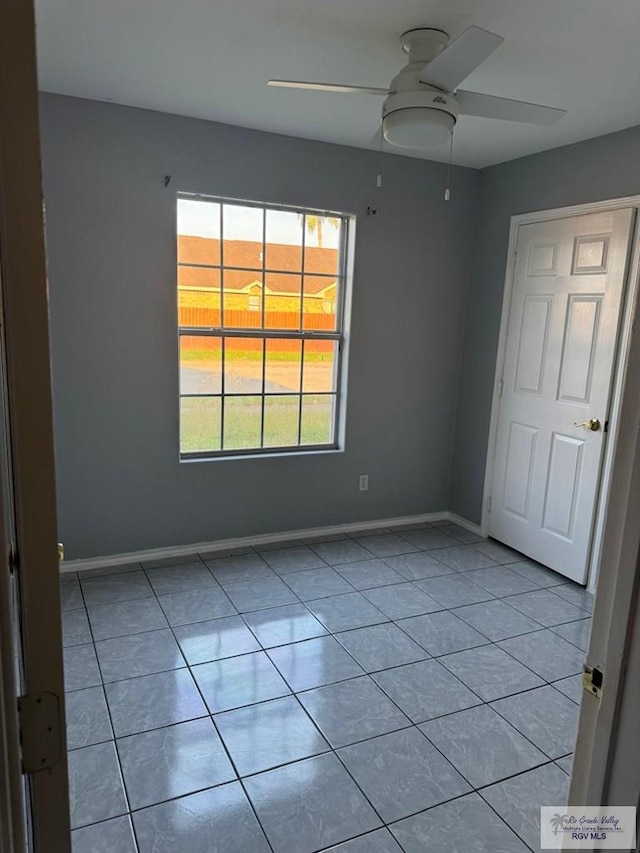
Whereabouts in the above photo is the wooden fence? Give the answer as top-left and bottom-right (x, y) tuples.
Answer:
(180, 308), (336, 354)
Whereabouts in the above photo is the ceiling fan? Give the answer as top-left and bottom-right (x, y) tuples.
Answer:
(268, 26), (566, 149)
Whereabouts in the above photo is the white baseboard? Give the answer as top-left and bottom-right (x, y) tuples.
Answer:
(61, 511), (483, 576)
(447, 513), (485, 537)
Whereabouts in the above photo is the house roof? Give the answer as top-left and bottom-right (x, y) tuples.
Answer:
(178, 236), (338, 294)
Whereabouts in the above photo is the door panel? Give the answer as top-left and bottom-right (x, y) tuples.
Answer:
(557, 295), (601, 403)
(541, 433), (584, 538)
(490, 209), (635, 583)
(514, 295), (552, 395)
(503, 422), (537, 518)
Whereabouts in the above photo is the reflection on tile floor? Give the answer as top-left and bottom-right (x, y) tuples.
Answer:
(62, 525), (592, 852)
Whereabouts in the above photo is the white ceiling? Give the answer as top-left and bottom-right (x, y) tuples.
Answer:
(35, 0), (640, 168)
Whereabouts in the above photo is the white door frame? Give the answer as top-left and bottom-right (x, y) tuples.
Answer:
(569, 235), (640, 812)
(0, 0), (71, 848)
(482, 195), (640, 593)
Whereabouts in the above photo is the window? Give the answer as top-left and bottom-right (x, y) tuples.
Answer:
(177, 195), (351, 457)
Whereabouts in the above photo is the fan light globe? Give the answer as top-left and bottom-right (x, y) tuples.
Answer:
(383, 108), (454, 147)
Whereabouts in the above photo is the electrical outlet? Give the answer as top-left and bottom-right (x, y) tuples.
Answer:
(359, 474), (369, 492)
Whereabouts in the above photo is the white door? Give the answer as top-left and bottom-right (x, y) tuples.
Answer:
(490, 208), (635, 584)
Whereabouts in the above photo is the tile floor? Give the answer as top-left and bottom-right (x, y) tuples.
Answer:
(61, 521), (592, 853)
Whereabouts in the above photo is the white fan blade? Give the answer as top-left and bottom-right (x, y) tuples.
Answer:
(268, 80), (388, 96)
(457, 90), (566, 124)
(419, 25), (504, 91)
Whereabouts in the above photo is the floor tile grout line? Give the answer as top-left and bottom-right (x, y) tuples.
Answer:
(365, 659), (486, 724)
(389, 608), (493, 656)
(448, 607), (553, 642)
(92, 556), (212, 847)
(546, 629), (590, 654)
(162, 630), (278, 853)
(234, 776), (277, 853)
(471, 752), (575, 851)
(315, 827), (403, 853)
(133, 570), (274, 844)
(491, 628), (586, 685)
(547, 679), (582, 706)
(474, 788), (538, 853)
(486, 689), (579, 763)
(380, 758), (559, 850)
(72, 581), (140, 849)
(449, 565), (549, 598)
(320, 740), (390, 832)
(236, 597), (329, 648)
(144, 567), (225, 598)
(215, 691), (334, 773)
(500, 590), (592, 621)
(277, 563), (361, 600)
(547, 615), (592, 637)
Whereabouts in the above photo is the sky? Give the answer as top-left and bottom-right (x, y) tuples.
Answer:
(177, 198), (340, 248)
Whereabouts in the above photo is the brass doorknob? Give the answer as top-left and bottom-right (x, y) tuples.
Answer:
(574, 418), (601, 432)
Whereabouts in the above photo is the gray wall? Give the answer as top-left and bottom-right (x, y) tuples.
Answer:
(39, 93), (478, 559)
(451, 124), (640, 524)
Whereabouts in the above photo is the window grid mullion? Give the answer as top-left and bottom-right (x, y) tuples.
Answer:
(178, 327), (340, 341)
(180, 391), (336, 399)
(260, 338), (266, 448)
(260, 207), (266, 333)
(219, 203), (225, 331)
(260, 209), (266, 447)
(298, 337), (305, 445)
(218, 204), (224, 448)
(178, 261), (338, 281)
(220, 341), (226, 452)
(299, 215), (306, 333)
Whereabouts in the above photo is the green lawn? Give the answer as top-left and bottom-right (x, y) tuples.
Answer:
(180, 395), (334, 453)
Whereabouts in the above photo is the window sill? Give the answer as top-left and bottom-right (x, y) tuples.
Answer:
(179, 444), (343, 463)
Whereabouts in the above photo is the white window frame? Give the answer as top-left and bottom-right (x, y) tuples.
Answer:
(177, 194), (352, 459)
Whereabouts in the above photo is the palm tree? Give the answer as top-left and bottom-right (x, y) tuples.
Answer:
(550, 814), (569, 836)
(300, 214), (340, 247)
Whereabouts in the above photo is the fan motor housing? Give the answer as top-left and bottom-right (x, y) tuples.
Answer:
(382, 90), (458, 123)
(382, 89), (457, 147)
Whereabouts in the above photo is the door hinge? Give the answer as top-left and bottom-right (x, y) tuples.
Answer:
(497, 379), (504, 398)
(486, 496), (492, 514)
(17, 692), (63, 773)
(583, 664), (604, 700)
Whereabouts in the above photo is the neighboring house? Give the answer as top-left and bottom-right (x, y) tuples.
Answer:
(178, 235), (338, 315)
